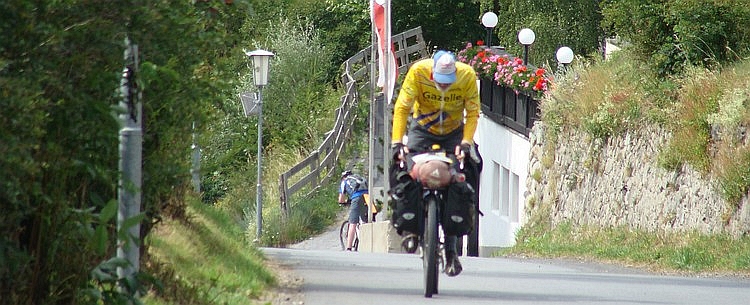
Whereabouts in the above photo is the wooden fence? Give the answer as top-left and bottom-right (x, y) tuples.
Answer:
(278, 27), (427, 216)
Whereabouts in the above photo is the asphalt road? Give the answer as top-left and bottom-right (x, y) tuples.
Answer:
(261, 222), (750, 305)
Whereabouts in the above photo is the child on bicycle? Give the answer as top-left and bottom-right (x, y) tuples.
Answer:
(338, 170), (370, 251)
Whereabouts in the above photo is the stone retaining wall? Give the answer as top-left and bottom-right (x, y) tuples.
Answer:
(525, 124), (750, 237)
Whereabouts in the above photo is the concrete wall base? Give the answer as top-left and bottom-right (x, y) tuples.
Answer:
(479, 246), (505, 257)
(358, 221), (405, 253)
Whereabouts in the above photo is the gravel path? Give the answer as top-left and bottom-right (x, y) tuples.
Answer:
(287, 214), (345, 251)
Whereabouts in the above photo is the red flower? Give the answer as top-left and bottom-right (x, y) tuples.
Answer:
(533, 78), (545, 91)
(456, 41), (552, 96)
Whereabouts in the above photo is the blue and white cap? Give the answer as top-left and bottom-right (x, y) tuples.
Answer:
(432, 50), (457, 84)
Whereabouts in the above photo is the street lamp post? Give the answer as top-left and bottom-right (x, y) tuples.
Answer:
(517, 28), (536, 65)
(556, 46), (574, 71)
(481, 12), (498, 48)
(244, 49), (274, 240)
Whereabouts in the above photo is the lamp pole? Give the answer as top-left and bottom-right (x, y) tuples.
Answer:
(556, 46), (574, 71)
(244, 49), (274, 241)
(517, 28), (536, 65)
(481, 12), (498, 48)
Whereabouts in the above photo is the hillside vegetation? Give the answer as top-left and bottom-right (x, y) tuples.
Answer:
(506, 48), (750, 275)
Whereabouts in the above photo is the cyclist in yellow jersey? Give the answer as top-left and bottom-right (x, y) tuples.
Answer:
(391, 50), (480, 277)
(392, 51), (480, 147)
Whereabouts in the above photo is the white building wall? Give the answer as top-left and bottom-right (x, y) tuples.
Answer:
(475, 114), (530, 253)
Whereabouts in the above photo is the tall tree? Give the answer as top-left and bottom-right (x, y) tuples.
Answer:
(491, 0), (604, 69)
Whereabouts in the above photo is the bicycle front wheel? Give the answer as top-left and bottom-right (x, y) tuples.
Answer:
(423, 196), (439, 298)
(339, 220), (349, 251)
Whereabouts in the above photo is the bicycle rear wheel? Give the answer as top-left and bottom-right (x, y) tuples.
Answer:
(423, 196), (439, 298)
(339, 220), (349, 250)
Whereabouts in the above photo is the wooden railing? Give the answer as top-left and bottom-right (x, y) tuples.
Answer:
(278, 27), (427, 216)
(341, 26), (428, 90)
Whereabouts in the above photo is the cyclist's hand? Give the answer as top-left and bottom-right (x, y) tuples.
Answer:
(455, 142), (472, 169)
(391, 143), (408, 162)
(455, 143), (470, 161)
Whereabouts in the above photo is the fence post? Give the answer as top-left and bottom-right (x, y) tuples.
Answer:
(311, 151), (319, 188)
(279, 174), (288, 219)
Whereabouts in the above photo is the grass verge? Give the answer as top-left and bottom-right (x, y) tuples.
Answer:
(503, 220), (750, 276)
(142, 197), (276, 305)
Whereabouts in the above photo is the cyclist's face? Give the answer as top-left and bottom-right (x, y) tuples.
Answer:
(434, 81), (452, 92)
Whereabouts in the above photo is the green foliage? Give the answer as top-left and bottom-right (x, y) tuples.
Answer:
(144, 199), (275, 305)
(290, 0), (372, 84)
(658, 65), (723, 174)
(201, 16), (339, 208)
(717, 149), (750, 207)
(393, 0), (484, 51)
(259, 18), (339, 149)
(0, 0), (258, 303)
(602, 0), (750, 76)
(543, 50), (667, 142)
(490, 0), (604, 71)
(259, 185), (340, 246)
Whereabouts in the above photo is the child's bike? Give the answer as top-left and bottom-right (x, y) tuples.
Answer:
(339, 218), (360, 251)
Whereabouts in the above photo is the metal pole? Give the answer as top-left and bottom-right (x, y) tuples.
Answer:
(369, 16), (377, 223)
(117, 38), (141, 295)
(256, 87), (264, 240)
(523, 45), (529, 65)
(485, 28), (492, 47)
(383, 0), (392, 219)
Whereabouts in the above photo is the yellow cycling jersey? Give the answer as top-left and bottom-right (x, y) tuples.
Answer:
(392, 58), (480, 144)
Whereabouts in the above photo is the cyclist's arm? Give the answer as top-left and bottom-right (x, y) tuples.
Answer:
(338, 181), (348, 204)
(392, 62), (422, 144)
(458, 63), (480, 145)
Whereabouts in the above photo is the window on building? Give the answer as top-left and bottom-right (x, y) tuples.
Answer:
(500, 167), (509, 216)
(493, 161), (520, 222)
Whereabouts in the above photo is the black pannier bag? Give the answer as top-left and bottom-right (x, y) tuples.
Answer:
(389, 170), (423, 235)
(442, 181), (476, 236)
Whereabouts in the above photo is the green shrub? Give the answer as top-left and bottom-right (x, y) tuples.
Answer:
(602, 0), (750, 76)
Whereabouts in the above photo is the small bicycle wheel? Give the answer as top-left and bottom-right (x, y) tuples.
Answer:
(339, 220), (350, 250)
